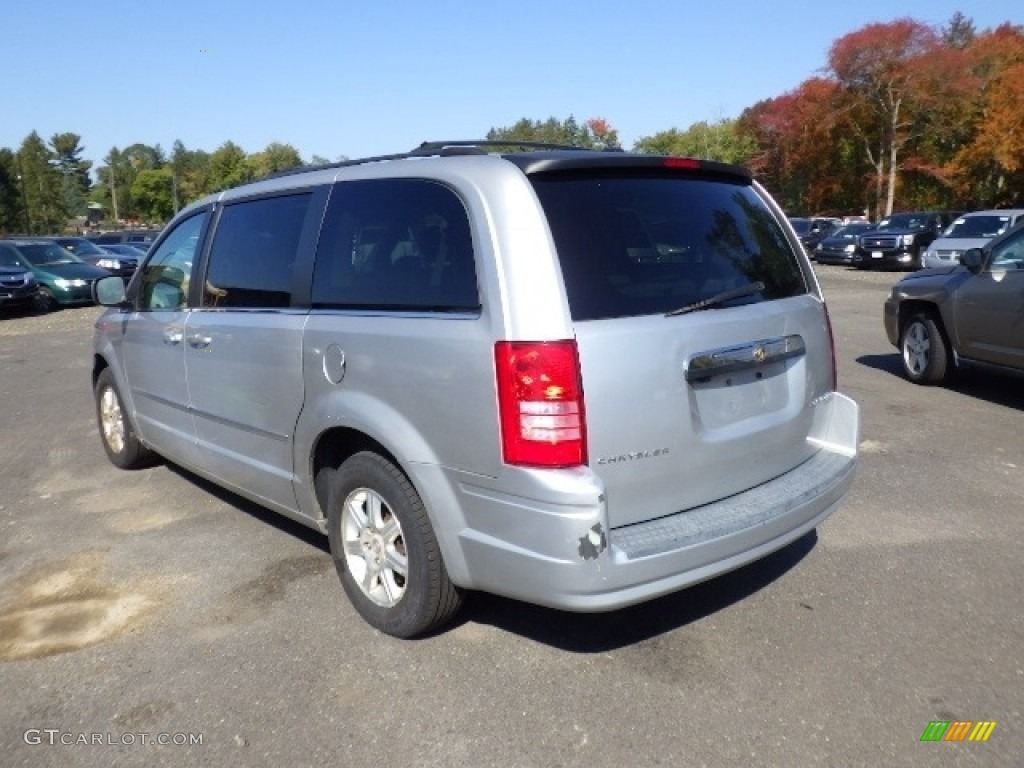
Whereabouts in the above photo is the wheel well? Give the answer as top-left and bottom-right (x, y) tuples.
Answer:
(899, 300), (939, 334)
(311, 428), (401, 518)
(92, 355), (109, 388)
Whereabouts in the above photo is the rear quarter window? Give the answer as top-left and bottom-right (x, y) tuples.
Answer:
(311, 179), (479, 312)
(530, 172), (807, 320)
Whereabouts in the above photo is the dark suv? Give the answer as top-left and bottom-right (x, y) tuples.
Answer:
(788, 217), (838, 256)
(854, 211), (962, 270)
(88, 229), (161, 250)
(884, 220), (1024, 384)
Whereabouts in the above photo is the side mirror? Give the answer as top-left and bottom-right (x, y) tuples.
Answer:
(961, 248), (984, 273)
(94, 275), (127, 305)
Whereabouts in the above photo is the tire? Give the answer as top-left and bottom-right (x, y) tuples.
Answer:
(33, 289), (57, 313)
(899, 312), (950, 385)
(94, 368), (154, 468)
(327, 452), (462, 638)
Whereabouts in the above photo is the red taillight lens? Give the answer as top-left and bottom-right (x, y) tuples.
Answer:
(663, 157), (701, 170)
(494, 341), (587, 468)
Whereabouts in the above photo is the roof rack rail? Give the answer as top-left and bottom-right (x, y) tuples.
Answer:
(411, 140), (587, 154)
(264, 139), (620, 181)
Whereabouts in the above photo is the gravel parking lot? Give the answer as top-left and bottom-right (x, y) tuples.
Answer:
(1, 266), (1021, 767)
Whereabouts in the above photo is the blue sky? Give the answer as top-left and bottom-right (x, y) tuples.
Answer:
(4, 1), (1018, 168)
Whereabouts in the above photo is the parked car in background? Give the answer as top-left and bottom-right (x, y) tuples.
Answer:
(0, 262), (41, 314)
(51, 236), (139, 280)
(0, 239), (111, 310)
(921, 209), (1024, 269)
(88, 229), (161, 250)
(884, 219), (1024, 384)
(813, 222), (875, 266)
(854, 211), (962, 270)
(99, 243), (149, 259)
(788, 217), (839, 255)
(91, 140), (859, 638)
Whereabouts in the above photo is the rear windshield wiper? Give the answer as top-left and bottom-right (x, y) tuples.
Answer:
(665, 281), (765, 317)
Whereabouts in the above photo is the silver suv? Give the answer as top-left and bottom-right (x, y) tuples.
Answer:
(92, 141), (859, 637)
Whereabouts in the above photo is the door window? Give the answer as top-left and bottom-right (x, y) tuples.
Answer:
(311, 179), (479, 311)
(989, 228), (1024, 269)
(138, 211), (209, 310)
(203, 193), (313, 308)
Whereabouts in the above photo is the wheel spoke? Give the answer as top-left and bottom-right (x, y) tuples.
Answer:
(380, 570), (403, 603)
(383, 546), (408, 578)
(361, 558), (381, 594)
(343, 537), (364, 558)
(345, 492), (369, 529)
(379, 517), (401, 543)
(366, 492), (387, 529)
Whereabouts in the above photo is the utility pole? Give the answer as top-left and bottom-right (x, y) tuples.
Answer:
(15, 156), (32, 234)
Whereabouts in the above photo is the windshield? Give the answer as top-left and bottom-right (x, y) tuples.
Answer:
(59, 239), (108, 256)
(103, 244), (145, 257)
(876, 213), (929, 231)
(942, 215), (1014, 239)
(18, 243), (82, 266)
(532, 172), (807, 321)
(0, 246), (28, 268)
(788, 218), (811, 234)
(830, 224), (872, 240)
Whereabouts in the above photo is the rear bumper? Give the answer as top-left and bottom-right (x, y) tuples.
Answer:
(439, 393), (859, 612)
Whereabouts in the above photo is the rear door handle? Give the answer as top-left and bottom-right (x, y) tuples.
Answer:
(187, 334), (212, 349)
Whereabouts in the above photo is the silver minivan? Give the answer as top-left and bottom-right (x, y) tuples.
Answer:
(92, 142), (859, 637)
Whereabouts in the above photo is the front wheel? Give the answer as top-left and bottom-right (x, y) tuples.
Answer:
(327, 452), (462, 638)
(94, 368), (154, 468)
(899, 312), (950, 385)
(33, 289), (57, 313)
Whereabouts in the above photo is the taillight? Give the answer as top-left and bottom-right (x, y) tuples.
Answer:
(663, 157), (701, 170)
(494, 341), (587, 468)
(823, 303), (838, 391)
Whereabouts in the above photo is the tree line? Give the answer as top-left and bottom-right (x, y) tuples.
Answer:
(1, 13), (1019, 235)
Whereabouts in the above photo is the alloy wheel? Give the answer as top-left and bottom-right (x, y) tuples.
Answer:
(99, 385), (126, 455)
(340, 487), (408, 607)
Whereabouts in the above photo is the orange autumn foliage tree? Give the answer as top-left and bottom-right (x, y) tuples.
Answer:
(948, 24), (1024, 206)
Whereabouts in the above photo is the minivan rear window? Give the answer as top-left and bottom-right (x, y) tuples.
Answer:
(530, 172), (807, 320)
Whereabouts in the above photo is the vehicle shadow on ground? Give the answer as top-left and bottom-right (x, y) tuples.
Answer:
(163, 463), (818, 650)
(460, 531), (817, 652)
(164, 464), (331, 555)
(857, 353), (1024, 410)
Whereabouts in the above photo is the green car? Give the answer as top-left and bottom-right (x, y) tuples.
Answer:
(0, 238), (112, 310)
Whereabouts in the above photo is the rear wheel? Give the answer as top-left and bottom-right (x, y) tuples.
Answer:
(899, 312), (950, 385)
(327, 452), (462, 638)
